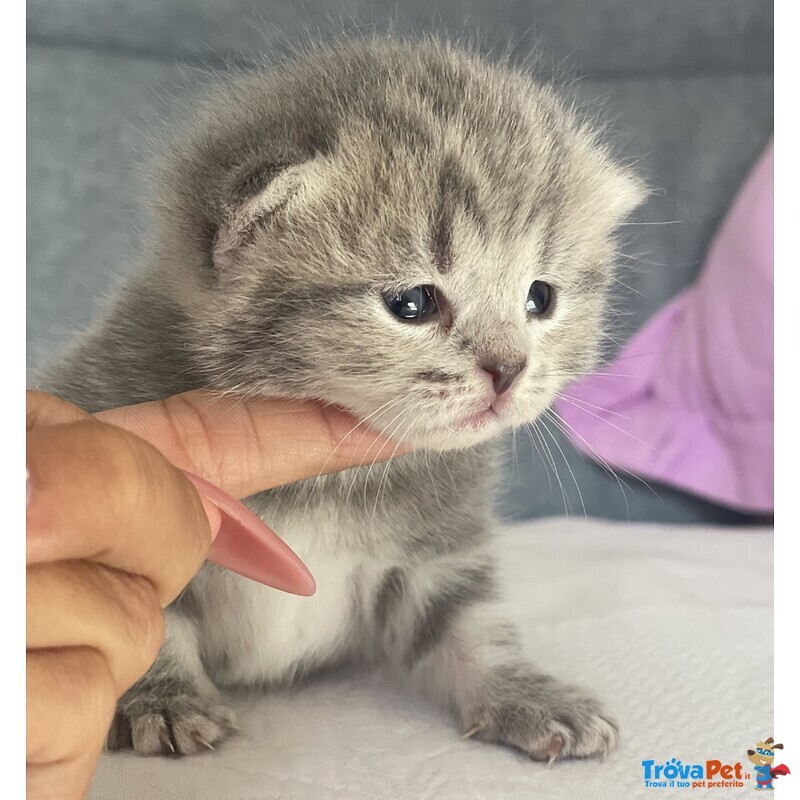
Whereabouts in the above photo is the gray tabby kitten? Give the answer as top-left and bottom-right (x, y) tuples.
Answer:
(41, 38), (644, 762)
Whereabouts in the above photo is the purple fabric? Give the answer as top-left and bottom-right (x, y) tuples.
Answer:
(556, 143), (774, 513)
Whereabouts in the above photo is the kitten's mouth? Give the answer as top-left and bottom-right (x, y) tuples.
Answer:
(455, 406), (500, 431)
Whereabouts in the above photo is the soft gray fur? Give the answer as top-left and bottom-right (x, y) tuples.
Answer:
(40, 38), (644, 761)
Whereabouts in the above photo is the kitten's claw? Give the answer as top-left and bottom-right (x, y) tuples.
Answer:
(545, 735), (564, 766)
(194, 735), (216, 751)
(462, 723), (484, 740)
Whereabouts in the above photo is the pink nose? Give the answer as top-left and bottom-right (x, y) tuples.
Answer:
(480, 360), (527, 395)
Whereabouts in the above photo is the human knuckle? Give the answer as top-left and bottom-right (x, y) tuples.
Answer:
(122, 577), (165, 665)
(89, 568), (162, 688)
(139, 597), (166, 666)
(78, 651), (118, 734)
(86, 425), (150, 516)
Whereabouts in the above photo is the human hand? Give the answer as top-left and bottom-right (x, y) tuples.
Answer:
(26, 389), (402, 800)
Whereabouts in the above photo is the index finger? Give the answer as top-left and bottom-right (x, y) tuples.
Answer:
(96, 392), (407, 499)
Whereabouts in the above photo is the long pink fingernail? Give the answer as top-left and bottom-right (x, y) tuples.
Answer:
(180, 470), (316, 596)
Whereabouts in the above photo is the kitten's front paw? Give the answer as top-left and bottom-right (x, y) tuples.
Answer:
(107, 689), (238, 756)
(463, 667), (618, 763)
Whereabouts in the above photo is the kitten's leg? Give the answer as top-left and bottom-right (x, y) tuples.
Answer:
(107, 610), (237, 756)
(374, 556), (617, 762)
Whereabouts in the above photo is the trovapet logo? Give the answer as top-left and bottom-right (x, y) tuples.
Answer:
(641, 737), (791, 791)
(641, 757), (747, 789)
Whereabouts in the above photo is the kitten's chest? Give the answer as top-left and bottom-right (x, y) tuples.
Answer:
(193, 509), (386, 686)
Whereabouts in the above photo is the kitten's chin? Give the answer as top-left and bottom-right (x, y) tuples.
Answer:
(390, 403), (553, 451)
(398, 418), (508, 452)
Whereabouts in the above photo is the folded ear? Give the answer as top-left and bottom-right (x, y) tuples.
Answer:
(773, 743), (784, 750)
(213, 156), (326, 270)
(597, 163), (648, 225)
(572, 146), (648, 234)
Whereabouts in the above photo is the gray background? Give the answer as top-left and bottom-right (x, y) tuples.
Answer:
(27, 1), (773, 524)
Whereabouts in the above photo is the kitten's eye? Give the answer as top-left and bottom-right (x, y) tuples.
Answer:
(526, 281), (554, 316)
(382, 285), (438, 322)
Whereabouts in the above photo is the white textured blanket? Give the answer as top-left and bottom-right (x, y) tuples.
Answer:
(89, 518), (773, 800)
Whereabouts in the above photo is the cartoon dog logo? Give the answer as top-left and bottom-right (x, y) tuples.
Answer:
(747, 738), (791, 790)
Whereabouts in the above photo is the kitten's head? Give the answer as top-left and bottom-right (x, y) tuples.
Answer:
(153, 38), (644, 451)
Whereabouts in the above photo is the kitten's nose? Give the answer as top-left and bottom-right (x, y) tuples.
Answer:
(480, 360), (527, 396)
